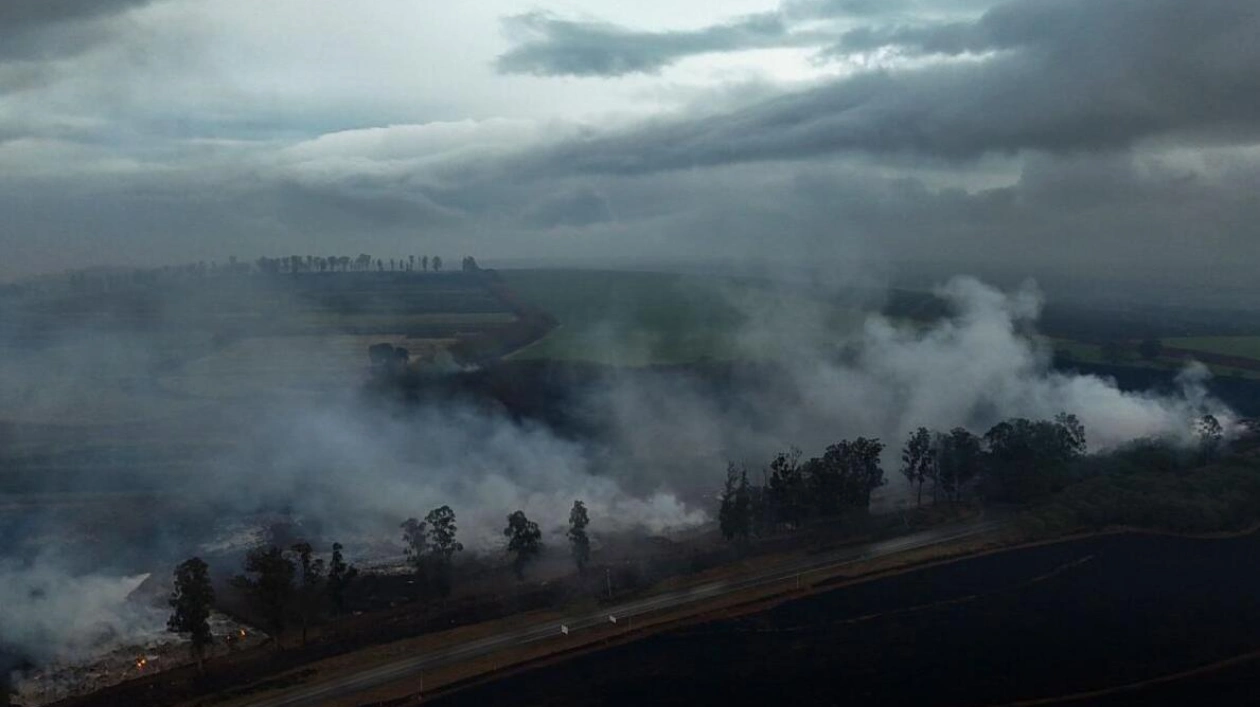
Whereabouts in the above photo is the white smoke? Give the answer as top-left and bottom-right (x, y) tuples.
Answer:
(589, 276), (1232, 495)
(0, 273), (1235, 670)
(0, 561), (164, 663)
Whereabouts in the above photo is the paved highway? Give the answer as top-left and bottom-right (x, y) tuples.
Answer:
(240, 520), (1003, 707)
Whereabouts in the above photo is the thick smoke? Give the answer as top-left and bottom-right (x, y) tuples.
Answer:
(0, 561), (161, 663)
(0, 273), (1231, 674)
(590, 276), (1230, 496)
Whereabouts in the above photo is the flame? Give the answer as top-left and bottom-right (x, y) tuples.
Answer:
(239, 628), (247, 638)
(134, 656), (148, 671)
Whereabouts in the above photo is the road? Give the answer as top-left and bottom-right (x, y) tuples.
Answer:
(240, 519), (1003, 707)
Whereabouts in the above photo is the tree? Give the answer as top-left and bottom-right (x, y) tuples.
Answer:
(982, 414), (1087, 502)
(807, 438), (885, 515)
(718, 463), (752, 544)
(1196, 413), (1224, 463)
(935, 428), (983, 502)
(400, 517), (429, 596)
(424, 505), (464, 599)
(233, 547), (295, 651)
(1138, 338), (1163, 361)
(326, 542), (358, 616)
(168, 557), (215, 673)
(432, 255), (443, 272)
(422, 255), (429, 271)
(766, 447), (807, 527)
(290, 542), (326, 646)
(900, 428), (935, 506)
(504, 510), (542, 580)
(567, 500), (591, 574)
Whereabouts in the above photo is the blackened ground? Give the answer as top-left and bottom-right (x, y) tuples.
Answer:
(434, 531), (1260, 707)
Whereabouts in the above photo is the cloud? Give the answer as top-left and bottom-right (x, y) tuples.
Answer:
(495, 10), (805, 77)
(0, 0), (155, 64)
(510, 0), (1260, 170)
(492, 0), (1006, 77)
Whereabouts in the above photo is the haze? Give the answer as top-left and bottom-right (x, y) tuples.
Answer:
(1, 0), (1257, 295)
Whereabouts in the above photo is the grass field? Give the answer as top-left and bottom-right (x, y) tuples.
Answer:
(1050, 335), (1260, 380)
(0, 272), (530, 437)
(1165, 336), (1260, 361)
(499, 269), (861, 366)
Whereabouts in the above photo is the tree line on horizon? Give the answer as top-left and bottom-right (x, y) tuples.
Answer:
(51, 254), (484, 294)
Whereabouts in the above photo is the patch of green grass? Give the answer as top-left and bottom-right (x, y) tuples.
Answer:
(499, 269), (861, 366)
(499, 270), (744, 365)
(1165, 336), (1260, 361)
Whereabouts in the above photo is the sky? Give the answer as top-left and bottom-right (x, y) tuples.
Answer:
(1, 0), (1258, 290)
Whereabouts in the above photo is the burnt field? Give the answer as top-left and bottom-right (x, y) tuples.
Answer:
(436, 530), (1260, 707)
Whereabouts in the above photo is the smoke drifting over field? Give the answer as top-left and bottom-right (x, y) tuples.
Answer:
(593, 276), (1232, 493)
(0, 272), (1233, 679)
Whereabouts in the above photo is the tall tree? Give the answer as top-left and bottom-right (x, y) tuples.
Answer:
(422, 255), (429, 271)
(983, 414), (1087, 502)
(400, 517), (429, 596)
(567, 500), (591, 574)
(290, 542), (326, 646)
(900, 428), (935, 506)
(233, 547), (295, 651)
(504, 510), (542, 580)
(1196, 413), (1224, 463)
(718, 463), (752, 544)
(766, 447), (807, 527)
(326, 542), (359, 616)
(935, 428), (983, 502)
(432, 255), (443, 272)
(424, 505), (464, 599)
(168, 557), (215, 673)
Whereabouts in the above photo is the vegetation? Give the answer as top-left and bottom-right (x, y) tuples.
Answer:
(424, 505), (465, 600)
(290, 542), (326, 647)
(567, 500), (591, 575)
(500, 269), (859, 365)
(326, 542), (359, 616)
(722, 436), (887, 542)
(232, 547), (296, 650)
(1024, 434), (1260, 537)
(504, 510), (543, 580)
(399, 506), (467, 600)
(167, 557), (215, 673)
(718, 464), (753, 544)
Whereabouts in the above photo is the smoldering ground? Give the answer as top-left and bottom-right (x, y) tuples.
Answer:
(0, 271), (1231, 675)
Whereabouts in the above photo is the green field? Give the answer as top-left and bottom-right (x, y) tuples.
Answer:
(500, 269), (862, 366)
(1165, 336), (1260, 360)
(1049, 335), (1260, 380)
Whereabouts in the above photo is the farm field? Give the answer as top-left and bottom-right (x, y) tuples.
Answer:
(499, 269), (863, 365)
(0, 271), (541, 500)
(438, 530), (1260, 707)
(1049, 336), (1260, 380)
(1164, 336), (1260, 361)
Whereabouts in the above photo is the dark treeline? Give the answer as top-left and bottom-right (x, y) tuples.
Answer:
(45, 253), (481, 295)
(165, 499), (592, 663)
(718, 411), (1228, 546)
(719, 437), (886, 543)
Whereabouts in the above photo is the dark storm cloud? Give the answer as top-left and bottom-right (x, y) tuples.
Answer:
(495, 10), (800, 77)
(0, 0), (154, 62)
(514, 0), (1260, 173)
